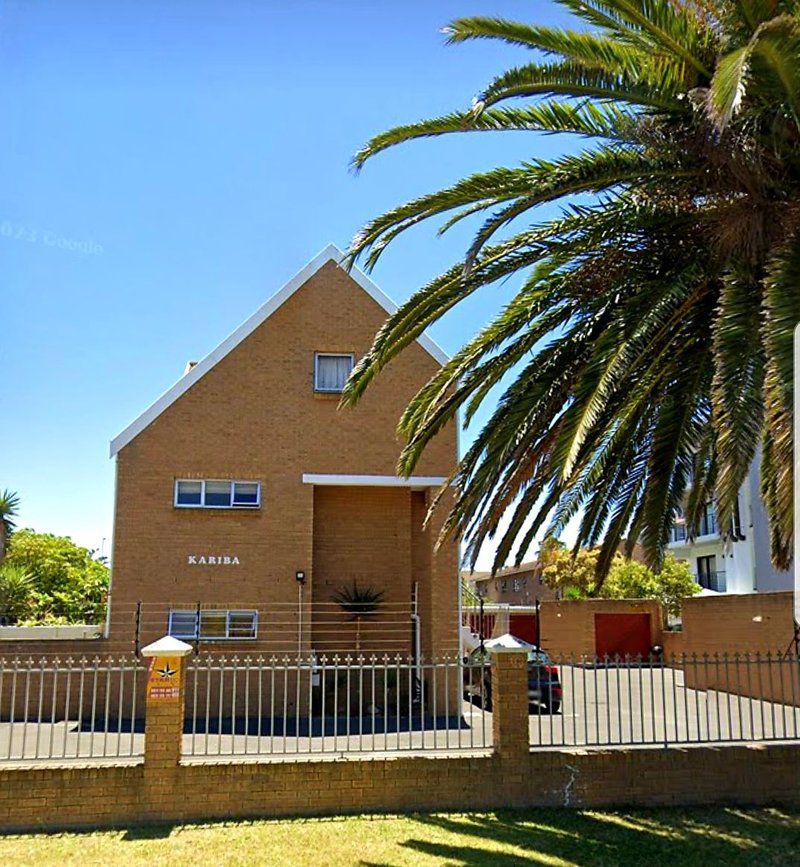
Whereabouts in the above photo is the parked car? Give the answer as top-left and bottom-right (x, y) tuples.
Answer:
(463, 643), (563, 714)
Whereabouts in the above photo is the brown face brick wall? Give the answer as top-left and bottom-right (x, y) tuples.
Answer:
(107, 260), (458, 654)
(673, 592), (799, 703)
(311, 486), (414, 656)
(679, 592), (795, 656)
(2, 744), (800, 833)
(421, 487), (460, 658)
(539, 599), (664, 659)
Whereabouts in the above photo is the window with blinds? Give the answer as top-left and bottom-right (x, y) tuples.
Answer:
(314, 353), (354, 393)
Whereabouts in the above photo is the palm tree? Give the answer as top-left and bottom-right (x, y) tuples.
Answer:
(343, 1), (800, 583)
(0, 490), (20, 563)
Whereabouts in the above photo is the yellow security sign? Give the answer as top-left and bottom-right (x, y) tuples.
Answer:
(146, 656), (181, 702)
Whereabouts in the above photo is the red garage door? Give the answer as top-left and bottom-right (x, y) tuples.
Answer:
(509, 614), (538, 645)
(594, 613), (651, 660)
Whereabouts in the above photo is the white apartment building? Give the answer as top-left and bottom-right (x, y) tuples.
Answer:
(669, 456), (793, 595)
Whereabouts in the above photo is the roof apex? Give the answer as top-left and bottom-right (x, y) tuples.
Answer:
(109, 244), (448, 457)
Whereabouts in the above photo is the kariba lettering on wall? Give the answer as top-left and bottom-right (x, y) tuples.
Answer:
(187, 554), (240, 565)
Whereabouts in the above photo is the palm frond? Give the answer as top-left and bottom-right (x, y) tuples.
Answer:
(351, 101), (637, 173)
(480, 61), (685, 111)
(344, 2), (800, 578)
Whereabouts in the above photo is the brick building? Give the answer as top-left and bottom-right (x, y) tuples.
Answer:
(467, 561), (557, 607)
(106, 245), (459, 658)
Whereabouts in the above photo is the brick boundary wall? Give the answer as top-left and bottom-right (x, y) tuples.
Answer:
(539, 599), (664, 658)
(1, 643), (800, 833)
(1, 744), (800, 833)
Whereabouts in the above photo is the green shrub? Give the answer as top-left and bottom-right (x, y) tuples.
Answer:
(5, 530), (109, 624)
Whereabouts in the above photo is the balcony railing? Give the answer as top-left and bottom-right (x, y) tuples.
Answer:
(698, 570), (727, 593)
(670, 508), (719, 543)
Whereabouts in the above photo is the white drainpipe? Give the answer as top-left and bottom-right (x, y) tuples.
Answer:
(412, 580), (421, 685)
(457, 567), (463, 660)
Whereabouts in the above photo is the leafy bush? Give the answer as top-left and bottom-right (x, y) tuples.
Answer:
(541, 542), (699, 617)
(600, 557), (700, 618)
(4, 530), (109, 624)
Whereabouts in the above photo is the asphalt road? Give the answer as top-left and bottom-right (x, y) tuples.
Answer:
(2, 665), (799, 763)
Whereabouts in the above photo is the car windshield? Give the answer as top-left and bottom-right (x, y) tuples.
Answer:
(527, 650), (550, 664)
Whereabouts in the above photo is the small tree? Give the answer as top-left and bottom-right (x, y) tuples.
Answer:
(540, 541), (599, 597)
(332, 582), (385, 653)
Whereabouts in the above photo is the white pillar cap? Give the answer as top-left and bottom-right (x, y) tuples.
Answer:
(141, 635), (194, 658)
(485, 633), (534, 654)
(488, 646), (529, 654)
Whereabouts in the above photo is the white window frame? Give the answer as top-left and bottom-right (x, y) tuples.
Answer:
(167, 609), (259, 641)
(174, 479), (261, 509)
(314, 352), (355, 393)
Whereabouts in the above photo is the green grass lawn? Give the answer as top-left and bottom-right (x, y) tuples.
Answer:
(1, 808), (799, 866)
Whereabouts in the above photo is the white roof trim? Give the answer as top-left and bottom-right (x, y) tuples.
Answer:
(110, 244), (449, 457)
(302, 474), (447, 488)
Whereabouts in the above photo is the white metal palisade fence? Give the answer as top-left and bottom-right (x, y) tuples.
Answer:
(2, 651), (800, 765)
(183, 653), (492, 759)
(0, 654), (146, 762)
(526, 652), (800, 749)
(183, 651), (800, 758)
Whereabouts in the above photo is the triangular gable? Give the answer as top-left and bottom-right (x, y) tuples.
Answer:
(109, 243), (449, 457)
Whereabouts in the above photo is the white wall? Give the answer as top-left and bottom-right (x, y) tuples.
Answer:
(748, 458), (794, 593)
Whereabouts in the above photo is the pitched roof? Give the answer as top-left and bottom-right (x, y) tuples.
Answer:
(109, 244), (449, 457)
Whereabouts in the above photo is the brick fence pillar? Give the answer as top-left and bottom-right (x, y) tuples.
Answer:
(489, 647), (529, 762)
(141, 636), (193, 769)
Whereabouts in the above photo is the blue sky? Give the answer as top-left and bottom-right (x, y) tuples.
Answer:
(2, 0), (576, 565)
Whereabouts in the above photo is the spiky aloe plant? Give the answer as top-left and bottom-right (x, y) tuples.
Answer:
(332, 582), (385, 653)
(344, 1), (800, 584)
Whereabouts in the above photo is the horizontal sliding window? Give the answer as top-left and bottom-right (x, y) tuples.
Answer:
(174, 479), (261, 509)
(204, 480), (232, 508)
(175, 480), (202, 506)
(167, 609), (258, 640)
(232, 481), (259, 506)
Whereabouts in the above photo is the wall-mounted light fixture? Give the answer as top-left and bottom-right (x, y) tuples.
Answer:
(296, 570), (306, 585)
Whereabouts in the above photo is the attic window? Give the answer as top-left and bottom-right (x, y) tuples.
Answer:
(314, 353), (354, 393)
